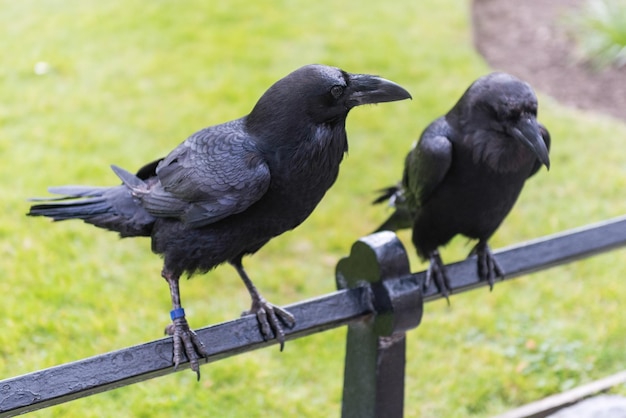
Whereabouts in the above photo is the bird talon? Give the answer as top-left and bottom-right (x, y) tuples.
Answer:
(247, 299), (295, 348)
(475, 242), (505, 291)
(168, 316), (208, 377)
(273, 305), (296, 328)
(426, 251), (451, 303)
(267, 309), (285, 349)
(257, 309), (273, 340)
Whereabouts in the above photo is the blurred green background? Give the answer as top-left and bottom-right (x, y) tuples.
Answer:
(2, 0), (626, 417)
(567, 0), (626, 68)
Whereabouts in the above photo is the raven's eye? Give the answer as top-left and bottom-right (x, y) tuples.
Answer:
(505, 109), (521, 121)
(330, 85), (344, 99)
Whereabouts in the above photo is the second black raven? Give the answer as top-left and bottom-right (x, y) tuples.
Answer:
(29, 64), (411, 377)
(374, 72), (550, 298)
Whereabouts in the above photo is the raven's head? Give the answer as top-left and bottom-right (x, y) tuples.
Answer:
(247, 64), (411, 129)
(453, 72), (550, 170)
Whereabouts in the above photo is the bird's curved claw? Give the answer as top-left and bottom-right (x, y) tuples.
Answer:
(426, 251), (451, 304)
(165, 317), (209, 380)
(472, 242), (505, 290)
(243, 298), (296, 351)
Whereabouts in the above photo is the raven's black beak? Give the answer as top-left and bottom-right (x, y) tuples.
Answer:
(510, 117), (550, 170)
(347, 74), (412, 108)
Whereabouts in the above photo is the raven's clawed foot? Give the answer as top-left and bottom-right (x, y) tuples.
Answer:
(426, 250), (452, 303)
(471, 241), (504, 290)
(243, 297), (296, 351)
(165, 316), (209, 380)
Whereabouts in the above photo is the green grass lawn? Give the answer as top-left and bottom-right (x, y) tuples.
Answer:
(2, 0), (626, 417)
(567, 0), (626, 68)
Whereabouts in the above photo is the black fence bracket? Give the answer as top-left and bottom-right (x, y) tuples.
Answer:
(336, 231), (423, 418)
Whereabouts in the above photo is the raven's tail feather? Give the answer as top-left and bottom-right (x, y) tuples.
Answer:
(28, 167), (155, 237)
(372, 184), (413, 233)
(372, 185), (401, 205)
(29, 195), (111, 220)
(374, 209), (413, 233)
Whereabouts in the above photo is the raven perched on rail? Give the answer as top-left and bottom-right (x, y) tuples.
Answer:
(29, 64), (411, 377)
(374, 72), (550, 299)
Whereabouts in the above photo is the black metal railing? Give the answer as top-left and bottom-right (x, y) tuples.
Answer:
(1, 215), (625, 417)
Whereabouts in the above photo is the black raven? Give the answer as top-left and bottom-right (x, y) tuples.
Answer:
(29, 64), (411, 377)
(374, 72), (550, 299)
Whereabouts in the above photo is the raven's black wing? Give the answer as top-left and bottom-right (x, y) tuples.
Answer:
(403, 117), (453, 211)
(124, 120), (271, 228)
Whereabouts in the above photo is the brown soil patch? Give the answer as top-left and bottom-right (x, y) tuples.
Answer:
(472, 0), (626, 122)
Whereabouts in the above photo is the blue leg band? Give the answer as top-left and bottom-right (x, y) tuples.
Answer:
(170, 308), (186, 320)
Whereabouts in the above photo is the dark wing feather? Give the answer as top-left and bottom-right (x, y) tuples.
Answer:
(135, 158), (163, 180)
(373, 117), (453, 233)
(139, 120), (271, 228)
(403, 117), (453, 210)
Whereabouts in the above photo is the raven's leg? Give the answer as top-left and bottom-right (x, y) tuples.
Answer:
(231, 259), (296, 351)
(425, 250), (451, 303)
(162, 268), (209, 380)
(471, 240), (505, 290)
